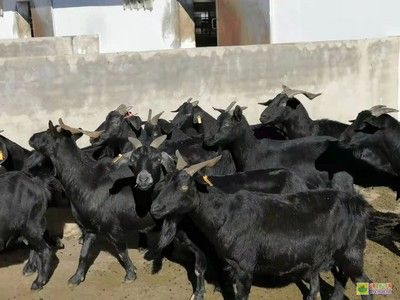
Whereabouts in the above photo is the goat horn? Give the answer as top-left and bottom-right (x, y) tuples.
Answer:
(184, 155), (222, 177)
(150, 135), (167, 149)
(192, 100), (199, 107)
(58, 118), (82, 134)
(115, 104), (130, 115)
(225, 101), (237, 112)
(282, 85), (321, 100)
(186, 97), (193, 103)
(128, 137), (143, 150)
(212, 107), (225, 113)
(369, 105), (386, 111)
(150, 111), (164, 126)
(175, 150), (188, 171)
(241, 106), (248, 111)
(80, 129), (104, 139)
(147, 109), (152, 123)
(370, 107), (398, 117)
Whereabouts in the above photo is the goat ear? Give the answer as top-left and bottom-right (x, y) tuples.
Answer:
(128, 116), (142, 131)
(158, 218), (179, 249)
(161, 152), (175, 173)
(48, 121), (56, 132)
(259, 100), (273, 106)
(232, 106), (243, 121)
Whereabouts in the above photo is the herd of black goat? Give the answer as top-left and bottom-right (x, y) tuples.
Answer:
(1, 85), (399, 300)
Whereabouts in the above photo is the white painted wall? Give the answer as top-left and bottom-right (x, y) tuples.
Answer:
(0, 10), (18, 39)
(0, 1), (20, 39)
(52, 0), (195, 53)
(270, 0), (400, 43)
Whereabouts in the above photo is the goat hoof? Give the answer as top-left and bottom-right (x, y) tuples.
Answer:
(31, 280), (44, 291)
(190, 292), (204, 300)
(124, 272), (137, 282)
(23, 263), (37, 276)
(68, 274), (84, 286)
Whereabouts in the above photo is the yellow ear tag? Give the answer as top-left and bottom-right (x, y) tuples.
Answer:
(197, 115), (202, 124)
(112, 154), (123, 164)
(202, 175), (213, 187)
(0, 150), (3, 161)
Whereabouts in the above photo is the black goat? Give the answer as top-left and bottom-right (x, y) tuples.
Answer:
(205, 105), (335, 188)
(150, 156), (372, 300)
(29, 120), (145, 285)
(259, 85), (348, 138)
(340, 106), (400, 178)
(0, 171), (53, 290)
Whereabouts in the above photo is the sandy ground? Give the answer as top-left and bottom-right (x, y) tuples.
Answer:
(0, 187), (399, 300)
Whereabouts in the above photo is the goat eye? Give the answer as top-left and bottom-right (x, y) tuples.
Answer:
(180, 185), (189, 192)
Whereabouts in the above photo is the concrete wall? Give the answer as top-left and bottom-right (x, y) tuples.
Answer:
(270, 0), (400, 43)
(0, 35), (99, 57)
(0, 37), (399, 148)
(52, 0), (195, 53)
(216, 0), (270, 46)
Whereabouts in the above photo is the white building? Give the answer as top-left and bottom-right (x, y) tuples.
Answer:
(2, 0), (400, 53)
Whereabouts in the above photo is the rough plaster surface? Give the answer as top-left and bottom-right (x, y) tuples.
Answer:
(0, 37), (399, 148)
(0, 35), (99, 57)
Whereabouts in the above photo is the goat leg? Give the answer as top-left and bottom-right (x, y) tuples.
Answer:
(68, 232), (97, 286)
(176, 231), (206, 300)
(111, 240), (137, 282)
(23, 249), (38, 276)
(306, 273), (320, 300)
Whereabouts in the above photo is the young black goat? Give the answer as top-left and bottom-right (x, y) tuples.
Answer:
(29, 120), (144, 286)
(0, 171), (53, 290)
(151, 156), (372, 300)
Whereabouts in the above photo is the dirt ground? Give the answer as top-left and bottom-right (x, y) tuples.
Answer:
(0, 187), (399, 300)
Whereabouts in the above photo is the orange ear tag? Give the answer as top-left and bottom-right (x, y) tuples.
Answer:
(202, 175), (213, 187)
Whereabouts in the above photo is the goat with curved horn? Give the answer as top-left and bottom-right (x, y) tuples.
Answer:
(150, 111), (164, 126)
(80, 129), (104, 139)
(369, 105), (386, 111)
(115, 104), (133, 115)
(225, 101), (237, 112)
(175, 150), (188, 171)
(58, 118), (83, 134)
(150, 135), (167, 149)
(128, 137), (143, 150)
(282, 85), (321, 100)
(184, 155), (222, 176)
(370, 107), (398, 117)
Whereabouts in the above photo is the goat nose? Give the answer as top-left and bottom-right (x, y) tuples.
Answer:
(136, 170), (153, 185)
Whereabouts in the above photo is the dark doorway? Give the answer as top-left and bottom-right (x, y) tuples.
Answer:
(194, 1), (217, 47)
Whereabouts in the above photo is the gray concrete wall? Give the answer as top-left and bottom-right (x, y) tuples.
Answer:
(0, 35), (99, 57)
(0, 37), (399, 148)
